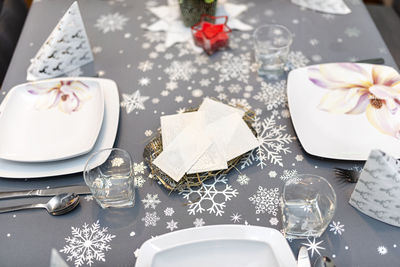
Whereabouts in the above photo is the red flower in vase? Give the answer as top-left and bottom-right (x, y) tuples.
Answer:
(191, 15), (232, 55)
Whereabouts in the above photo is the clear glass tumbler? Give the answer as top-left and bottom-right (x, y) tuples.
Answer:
(253, 24), (292, 76)
(84, 148), (135, 208)
(281, 174), (336, 239)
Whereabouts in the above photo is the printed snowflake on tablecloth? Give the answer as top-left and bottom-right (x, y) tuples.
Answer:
(193, 218), (205, 227)
(287, 51), (310, 70)
(120, 90), (149, 114)
(228, 98), (252, 110)
(179, 175), (239, 216)
(377, 246), (388, 255)
(138, 60), (153, 72)
(280, 170), (298, 181)
(329, 221), (345, 235)
(251, 115), (296, 169)
(164, 207), (175, 217)
(269, 217), (279, 226)
(142, 211), (160, 227)
(166, 219), (178, 231)
(302, 238), (325, 258)
(213, 52), (251, 83)
(133, 162), (147, 175)
(253, 80), (287, 110)
(237, 174), (250, 185)
(142, 194), (161, 209)
(143, 31), (165, 43)
(249, 186), (280, 215)
(231, 213), (242, 223)
(60, 220), (115, 267)
(134, 176), (146, 188)
(165, 61), (197, 81)
(94, 13), (129, 33)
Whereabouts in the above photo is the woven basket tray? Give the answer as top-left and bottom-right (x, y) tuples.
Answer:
(143, 106), (257, 191)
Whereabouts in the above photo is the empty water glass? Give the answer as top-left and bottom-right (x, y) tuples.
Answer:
(84, 148), (135, 208)
(253, 24), (292, 76)
(281, 174), (336, 239)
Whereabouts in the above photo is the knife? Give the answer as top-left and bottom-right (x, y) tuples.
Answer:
(355, 58), (385, 65)
(297, 246), (311, 267)
(0, 185), (91, 200)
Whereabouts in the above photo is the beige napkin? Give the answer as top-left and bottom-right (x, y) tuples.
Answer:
(349, 149), (400, 227)
(291, 0), (351, 15)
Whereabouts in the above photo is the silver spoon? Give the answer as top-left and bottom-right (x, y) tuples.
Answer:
(0, 193), (80, 215)
(314, 256), (336, 267)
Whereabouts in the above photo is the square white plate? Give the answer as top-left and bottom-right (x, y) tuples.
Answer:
(0, 79), (104, 162)
(287, 63), (400, 160)
(136, 225), (296, 267)
(0, 77), (119, 178)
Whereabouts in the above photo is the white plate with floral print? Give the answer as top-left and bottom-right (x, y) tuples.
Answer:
(0, 79), (104, 162)
(0, 77), (119, 178)
(287, 63), (400, 160)
(136, 225), (296, 267)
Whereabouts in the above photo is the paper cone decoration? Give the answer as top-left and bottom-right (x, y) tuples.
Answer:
(27, 2), (93, 81)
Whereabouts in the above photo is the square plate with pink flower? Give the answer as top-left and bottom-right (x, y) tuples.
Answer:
(0, 79), (104, 162)
(287, 63), (400, 160)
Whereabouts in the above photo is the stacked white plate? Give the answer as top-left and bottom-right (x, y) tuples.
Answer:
(0, 77), (120, 178)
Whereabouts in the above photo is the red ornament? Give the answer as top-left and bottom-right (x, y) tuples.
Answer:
(191, 15), (232, 55)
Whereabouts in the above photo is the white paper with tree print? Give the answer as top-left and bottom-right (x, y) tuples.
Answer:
(27, 2), (93, 81)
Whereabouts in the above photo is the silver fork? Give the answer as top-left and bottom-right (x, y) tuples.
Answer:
(333, 168), (360, 183)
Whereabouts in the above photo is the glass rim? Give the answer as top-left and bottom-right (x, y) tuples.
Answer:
(83, 147), (133, 180)
(253, 24), (293, 49)
(281, 174), (337, 204)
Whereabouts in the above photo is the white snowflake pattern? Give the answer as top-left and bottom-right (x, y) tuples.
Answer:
(120, 90), (149, 114)
(133, 162), (147, 175)
(249, 186), (280, 215)
(92, 46), (102, 54)
(94, 13), (129, 33)
(138, 60), (153, 72)
(143, 31), (165, 43)
(199, 78), (211, 87)
(145, 130), (153, 137)
(60, 220), (115, 267)
(253, 80), (287, 110)
(295, 155), (304, 161)
(302, 238), (325, 257)
(166, 81), (178, 91)
(228, 84), (242, 94)
(165, 61), (197, 81)
(231, 213), (242, 223)
(213, 52), (251, 83)
(142, 212), (160, 227)
(309, 39), (319, 46)
(377, 246), (387, 255)
(345, 27), (361, 38)
(195, 55), (209, 65)
(166, 220), (178, 232)
(280, 170), (298, 181)
(329, 221), (345, 235)
(134, 176), (146, 188)
(111, 157), (124, 167)
(164, 207), (175, 217)
(269, 171), (277, 178)
(228, 98), (252, 110)
(237, 174), (250, 185)
(138, 77), (151, 86)
(141, 194), (161, 209)
(84, 195), (93, 201)
(193, 218), (205, 227)
(287, 51), (310, 70)
(179, 175), (239, 216)
(253, 115), (296, 168)
(269, 217), (279, 225)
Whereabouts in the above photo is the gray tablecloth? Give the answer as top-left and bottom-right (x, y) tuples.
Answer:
(1, 0), (399, 266)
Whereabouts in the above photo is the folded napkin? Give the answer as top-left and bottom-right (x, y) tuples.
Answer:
(349, 149), (400, 227)
(27, 2), (93, 81)
(146, 0), (253, 49)
(291, 0), (351, 15)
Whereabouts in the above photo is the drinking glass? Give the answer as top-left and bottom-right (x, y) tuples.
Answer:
(281, 174), (336, 239)
(253, 24), (292, 76)
(84, 148), (135, 208)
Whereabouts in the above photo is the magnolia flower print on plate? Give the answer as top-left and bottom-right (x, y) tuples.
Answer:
(27, 80), (94, 114)
(309, 63), (400, 139)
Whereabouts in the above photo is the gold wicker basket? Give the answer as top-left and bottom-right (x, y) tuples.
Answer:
(143, 105), (257, 192)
